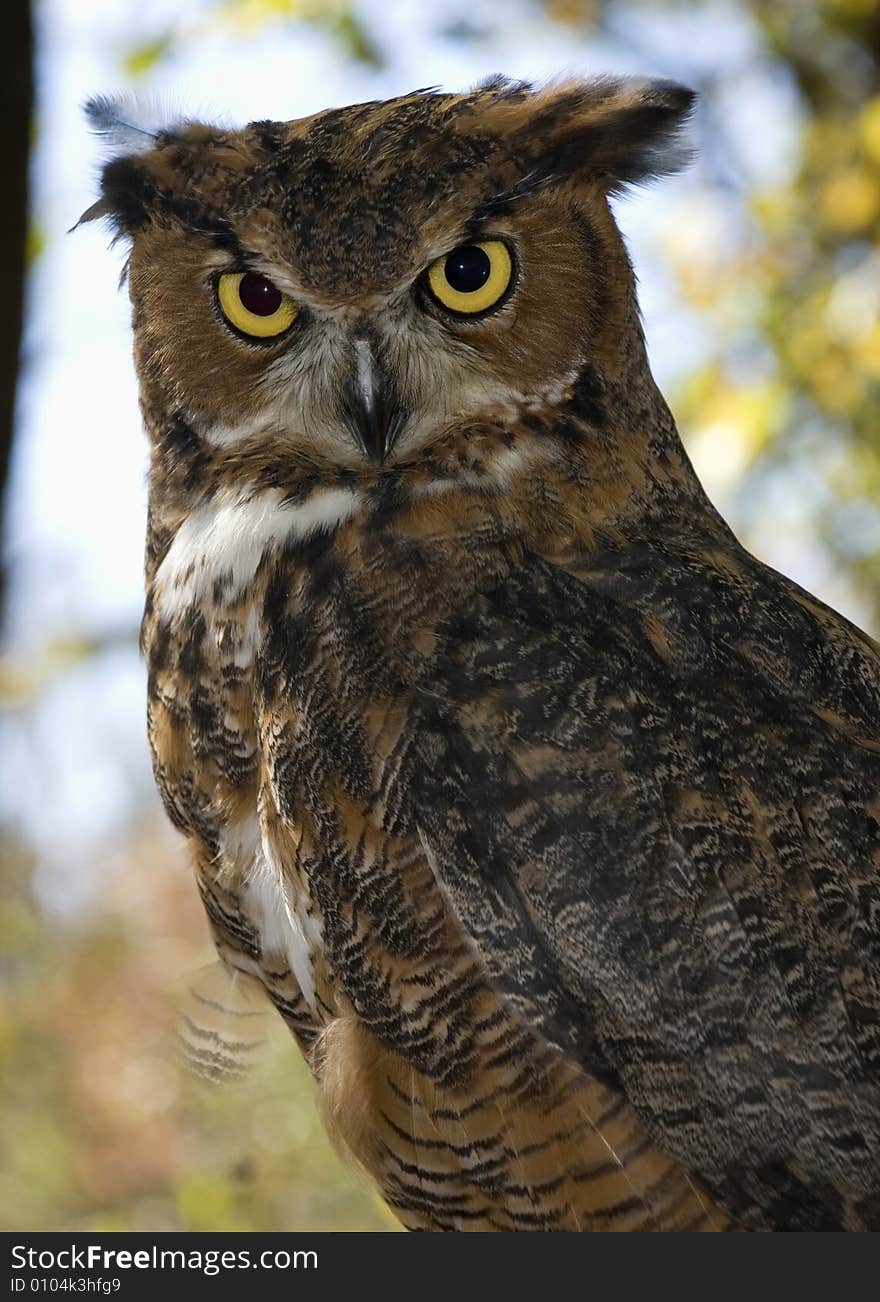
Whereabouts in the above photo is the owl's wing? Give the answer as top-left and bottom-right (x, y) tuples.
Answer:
(408, 538), (880, 1230)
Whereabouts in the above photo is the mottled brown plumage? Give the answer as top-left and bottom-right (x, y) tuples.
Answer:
(85, 78), (880, 1231)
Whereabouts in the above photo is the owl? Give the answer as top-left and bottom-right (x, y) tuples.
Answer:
(83, 77), (880, 1232)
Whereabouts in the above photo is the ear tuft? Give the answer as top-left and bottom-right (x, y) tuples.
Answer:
(484, 76), (697, 196)
(73, 152), (156, 235)
(83, 94), (169, 153)
(77, 94), (185, 234)
(605, 78), (696, 187)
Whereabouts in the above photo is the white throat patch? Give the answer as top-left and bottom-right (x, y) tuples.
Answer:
(154, 485), (360, 621)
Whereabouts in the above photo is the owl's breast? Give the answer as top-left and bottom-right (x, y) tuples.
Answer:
(143, 468), (734, 1230)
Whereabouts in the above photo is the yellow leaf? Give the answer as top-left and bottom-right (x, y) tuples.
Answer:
(830, 0), (879, 15)
(788, 321), (827, 376)
(810, 355), (866, 414)
(820, 168), (880, 232)
(123, 35), (172, 78)
(860, 96), (880, 164)
(544, 0), (599, 24)
(176, 1174), (235, 1230)
(856, 322), (880, 377)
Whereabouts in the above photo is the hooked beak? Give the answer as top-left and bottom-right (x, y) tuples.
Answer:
(344, 337), (400, 464)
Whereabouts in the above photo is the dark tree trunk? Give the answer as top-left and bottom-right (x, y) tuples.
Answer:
(0, 0), (33, 625)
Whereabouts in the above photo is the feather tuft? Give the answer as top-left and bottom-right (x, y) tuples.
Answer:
(82, 93), (188, 155)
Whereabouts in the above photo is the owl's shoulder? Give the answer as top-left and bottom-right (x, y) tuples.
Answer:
(428, 529), (880, 745)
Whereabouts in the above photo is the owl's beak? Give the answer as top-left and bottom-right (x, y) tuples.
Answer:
(344, 337), (399, 464)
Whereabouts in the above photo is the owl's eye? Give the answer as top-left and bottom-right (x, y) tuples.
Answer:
(216, 271), (298, 340)
(425, 240), (513, 316)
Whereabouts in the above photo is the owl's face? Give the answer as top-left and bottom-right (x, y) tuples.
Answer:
(127, 188), (610, 466)
(86, 78), (693, 473)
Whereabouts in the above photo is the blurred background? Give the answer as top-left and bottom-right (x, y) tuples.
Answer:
(1, 0), (879, 1233)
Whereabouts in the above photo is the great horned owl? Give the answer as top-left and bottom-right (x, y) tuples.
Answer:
(83, 78), (880, 1232)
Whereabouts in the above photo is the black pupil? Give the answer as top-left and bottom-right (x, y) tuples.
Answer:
(444, 245), (492, 294)
(238, 272), (283, 316)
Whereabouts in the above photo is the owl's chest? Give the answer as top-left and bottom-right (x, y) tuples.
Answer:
(144, 484), (524, 1035)
(147, 567), (446, 1033)
(146, 524), (731, 1232)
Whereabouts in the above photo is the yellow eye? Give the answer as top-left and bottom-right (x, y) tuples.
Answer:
(426, 240), (513, 315)
(216, 271), (297, 339)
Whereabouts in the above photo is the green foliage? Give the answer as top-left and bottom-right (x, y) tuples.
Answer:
(123, 35), (174, 79)
(124, 2), (384, 74)
(330, 10), (383, 66)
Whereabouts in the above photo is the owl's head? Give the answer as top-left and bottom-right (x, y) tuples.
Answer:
(84, 78), (693, 471)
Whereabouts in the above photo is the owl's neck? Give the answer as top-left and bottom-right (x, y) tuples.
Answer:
(142, 345), (722, 599)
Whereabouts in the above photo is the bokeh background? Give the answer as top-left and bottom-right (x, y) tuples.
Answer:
(2, 0), (879, 1233)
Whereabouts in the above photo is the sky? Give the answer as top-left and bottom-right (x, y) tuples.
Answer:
(2, 0), (807, 911)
